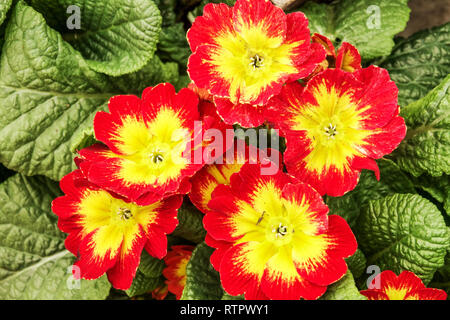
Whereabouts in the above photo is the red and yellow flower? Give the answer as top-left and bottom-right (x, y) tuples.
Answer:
(76, 83), (207, 205)
(51, 170), (182, 290)
(162, 245), (195, 300)
(267, 67), (407, 196)
(187, 0), (325, 127)
(189, 143), (280, 214)
(361, 270), (447, 300)
(204, 163), (357, 300)
(311, 33), (361, 73)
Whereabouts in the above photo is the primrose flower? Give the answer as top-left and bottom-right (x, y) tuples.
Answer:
(187, 0), (325, 127)
(361, 270), (447, 300)
(51, 170), (182, 290)
(189, 143), (280, 213)
(312, 33), (361, 73)
(77, 83), (208, 205)
(162, 245), (195, 300)
(203, 163), (357, 300)
(267, 67), (406, 196)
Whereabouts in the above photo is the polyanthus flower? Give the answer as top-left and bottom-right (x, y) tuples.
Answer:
(312, 33), (361, 73)
(162, 245), (195, 300)
(267, 67), (407, 196)
(51, 170), (182, 290)
(360, 270), (447, 300)
(187, 0), (325, 127)
(189, 142), (280, 213)
(204, 163), (357, 300)
(77, 83), (207, 205)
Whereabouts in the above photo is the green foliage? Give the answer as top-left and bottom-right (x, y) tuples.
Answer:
(380, 23), (450, 107)
(326, 159), (415, 227)
(126, 251), (165, 297)
(300, 0), (410, 60)
(172, 200), (207, 244)
(320, 271), (367, 300)
(181, 242), (225, 300)
(355, 193), (449, 284)
(345, 249), (367, 279)
(30, 0), (162, 76)
(0, 174), (111, 299)
(0, 2), (178, 181)
(392, 75), (450, 177)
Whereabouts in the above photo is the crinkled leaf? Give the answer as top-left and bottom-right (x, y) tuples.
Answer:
(345, 249), (367, 279)
(380, 23), (450, 107)
(30, 0), (162, 76)
(326, 159), (415, 227)
(0, 2), (177, 180)
(300, 0), (410, 60)
(126, 270), (164, 297)
(172, 200), (206, 244)
(356, 193), (449, 284)
(0, 174), (111, 299)
(320, 270), (367, 300)
(181, 242), (224, 300)
(391, 75), (450, 177)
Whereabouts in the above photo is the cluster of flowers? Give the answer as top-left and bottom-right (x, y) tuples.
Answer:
(52, 0), (445, 300)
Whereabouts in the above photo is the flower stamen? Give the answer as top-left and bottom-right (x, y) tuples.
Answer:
(249, 54), (264, 69)
(272, 222), (288, 238)
(324, 123), (338, 139)
(117, 207), (133, 220)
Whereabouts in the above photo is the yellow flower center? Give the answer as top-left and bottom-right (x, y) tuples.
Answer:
(210, 25), (302, 103)
(76, 189), (161, 259)
(227, 181), (331, 279)
(108, 108), (190, 185)
(292, 83), (371, 172)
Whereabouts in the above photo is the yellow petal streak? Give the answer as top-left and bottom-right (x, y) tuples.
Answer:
(77, 189), (161, 259)
(110, 108), (190, 185)
(229, 180), (331, 279)
(385, 286), (410, 300)
(291, 82), (371, 172)
(210, 25), (300, 103)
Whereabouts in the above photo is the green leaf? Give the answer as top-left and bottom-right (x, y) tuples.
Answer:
(326, 159), (415, 227)
(345, 249), (367, 279)
(157, 23), (191, 69)
(172, 200), (206, 244)
(300, 0), (410, 60)
(0, 0), (12, 26)
(320, 270), (367, 300)
(412, 174), (450, 216)
(381, 23), (450, 107)
(0, 174), (111, 299)
(429, 247), (450, 295)
(30, 0), (162, 76)
(126, 247), (165, 297)
(0, 2), (176, 181)
(112, 55), (179, 94)
(181, 242), (224, 300)
(391, 75), (450, 177)
(355, 193), (449, 284)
